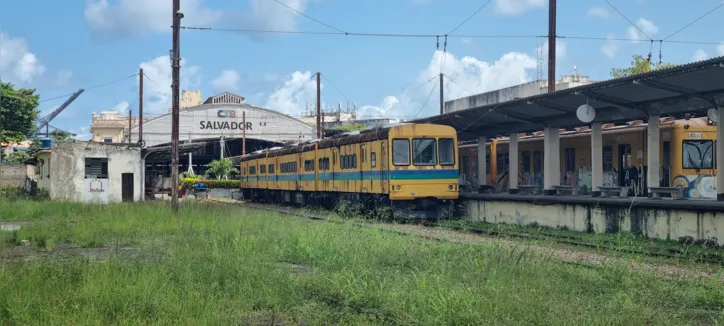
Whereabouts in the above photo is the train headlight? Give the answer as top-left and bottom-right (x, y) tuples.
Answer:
(396, 185), (401, 191)
(448, 185), (453, 190)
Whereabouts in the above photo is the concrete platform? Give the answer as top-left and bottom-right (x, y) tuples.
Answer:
(459, 192), (724, 245)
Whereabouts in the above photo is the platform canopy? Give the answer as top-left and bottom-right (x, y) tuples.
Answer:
(413, 56), (724, 141)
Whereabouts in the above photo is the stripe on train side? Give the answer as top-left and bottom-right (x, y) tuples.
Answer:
(243, 169), (458, 182)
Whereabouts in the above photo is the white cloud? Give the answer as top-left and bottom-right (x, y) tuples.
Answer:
(111, 101), (130, 112)
(717, 43), (724, 56)
(211, 70), (240, 91)
(261, 50), (536, 119)
(69, 126), (92, 141)
(461, 37), (473, 45)
(55, 69), (73, 86)
(601, 34), (619, 59)
(0, 33), (46, 84)
(84, 0), (222, 37)
(263, 71), (320, 116)
(693, 49), (709, 62)
(626, 18), (658, 42)
(242, 0), (314, 33)
(587, 6), (611, 19)
(139, 55), (201, 113)
(494, 0), (545, 15)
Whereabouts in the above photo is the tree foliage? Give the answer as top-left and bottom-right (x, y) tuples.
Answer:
(0, 82), (40, 143)
(48, 130), (72, 141)
(205, 158), (239, 180)
(333, 124), (367, 132)
(610, 54), (678, 79)
(3, 151), (30, 163)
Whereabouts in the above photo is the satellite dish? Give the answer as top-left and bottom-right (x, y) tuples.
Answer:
(576, 103), (596, 123)
(707, 108), (718, 123)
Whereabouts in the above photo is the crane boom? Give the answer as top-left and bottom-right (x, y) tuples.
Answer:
(35, 88), (84, 136)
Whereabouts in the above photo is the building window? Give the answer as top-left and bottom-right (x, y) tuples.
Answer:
(522, 151), (531, 173)
(533, 151), (542, 174)
(84, 158), (108, 179)
(103, 138), (113, 143)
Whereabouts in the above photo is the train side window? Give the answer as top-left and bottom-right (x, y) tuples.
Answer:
(438, 138), (455, 166)
(260, 165), (266, 174)
(602, 146), (613, 171)
(371, 152), (377, 168)
(412, 138), (437, 166)
(325, 157), (330, 170)
(269, 164), (274, 174)
(393, 139), (411, 166)
(250, 166), (256, 175)
(683, 140), (714, 169)
(522, 151), (531, 173)
(353, 154), (357, 168)
(310, 159), (315, 171)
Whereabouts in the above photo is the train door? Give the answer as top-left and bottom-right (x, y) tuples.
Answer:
(332, 147), (339, 192)
(662, 141), (671, 187)
(295, 153), (301, 191)
(618, 144), (632, 187)
(381, 140), (389, 194)
(360, 142), (370, 193)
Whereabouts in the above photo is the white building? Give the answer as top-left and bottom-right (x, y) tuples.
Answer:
(444, 74), (596, 113)
(32, 141), (143, 203)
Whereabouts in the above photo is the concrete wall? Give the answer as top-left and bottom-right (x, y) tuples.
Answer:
(464, 196), (724, 245)
(0, 163), (26, 187)
(49, 142), (143, 203)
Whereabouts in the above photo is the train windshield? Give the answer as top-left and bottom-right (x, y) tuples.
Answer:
(438, 138), (455, 166)
(682, 140), (713, 169)
(392, 139), (410, 165)
(412, 138), (437, 166)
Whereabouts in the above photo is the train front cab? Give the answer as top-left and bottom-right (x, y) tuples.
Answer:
(387, 124), (459, 218)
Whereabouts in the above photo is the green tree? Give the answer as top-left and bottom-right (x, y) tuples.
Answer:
(205, 158), (239, 180)
(0, 82), (40, 143)
(610, 54), (678, 79)
(3, 151), (30, 163)
(333, 123), (367, 132)
(48, 129), (72, 140)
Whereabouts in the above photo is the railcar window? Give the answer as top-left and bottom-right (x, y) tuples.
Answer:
(353, 154), (357, 168)
(412, 138), (437, 166)
(438, 138), (455, 165)
(393, 139), (410, 166)
(250, 166), (256, 175)
(260, 165), (266, 174)
(371, 152), (377, 168)
(683, 140), (714, 169)
(268, 164), (274, 173)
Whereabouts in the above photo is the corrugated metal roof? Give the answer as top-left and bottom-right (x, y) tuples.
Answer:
(413, 56), (724, 141)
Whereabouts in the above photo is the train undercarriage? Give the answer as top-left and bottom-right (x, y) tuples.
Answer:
(240, 189), (457, 220)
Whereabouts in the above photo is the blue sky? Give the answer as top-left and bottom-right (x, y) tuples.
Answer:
(1, 0), (723, 140)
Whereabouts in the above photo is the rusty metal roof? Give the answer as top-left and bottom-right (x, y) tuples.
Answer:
(413, 56), (724, 141)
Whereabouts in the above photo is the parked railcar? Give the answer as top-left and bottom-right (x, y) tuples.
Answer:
(240, 123), (459, 219)
(458, 117), (717, 199)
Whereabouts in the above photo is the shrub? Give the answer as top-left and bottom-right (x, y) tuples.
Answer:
(181, 178), (240, 189)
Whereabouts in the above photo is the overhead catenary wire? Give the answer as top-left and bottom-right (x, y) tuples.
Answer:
(271, 0), (347, 34)
(663, 2), (724, 41)
(39, 73), (139, 103)
(382, 75), (439, 114)
(604, 0), (652, 41)
(446, 0), (493, 35)
(413, 78), (440, 118)
(320, 73), (352, 104)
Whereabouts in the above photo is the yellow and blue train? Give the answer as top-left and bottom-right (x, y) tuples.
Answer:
(239, 123), (459, 219)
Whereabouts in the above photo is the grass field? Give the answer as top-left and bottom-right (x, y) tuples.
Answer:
(1, 200), (724, 325)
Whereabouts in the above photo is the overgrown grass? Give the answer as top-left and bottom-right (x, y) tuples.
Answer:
(1, 200), (724, 325)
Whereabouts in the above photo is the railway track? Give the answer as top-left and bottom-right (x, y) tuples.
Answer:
(207, 199), (724, 265)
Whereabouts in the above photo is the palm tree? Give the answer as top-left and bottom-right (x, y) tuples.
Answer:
(205, 158), (239, 180)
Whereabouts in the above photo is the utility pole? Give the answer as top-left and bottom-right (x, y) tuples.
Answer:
(170, 0), (182, 214)
(139, 68), (144, 144)
(242, 111), (246, 155)
(439, 73), (444, 115)
(316, 72), (321, 139)
(547, 0), (556, 93)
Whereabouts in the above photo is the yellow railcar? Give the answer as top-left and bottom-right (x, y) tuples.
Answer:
(458, 117), (717, 198)
(240, 123), (459, 219)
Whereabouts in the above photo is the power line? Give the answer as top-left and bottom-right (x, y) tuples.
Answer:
(413, 78), (440, 118)
(180, 26), (539, 39)
(604, 0), (651, 40)
(40, 73), (139, 103)
(384, 75), (438, 113)
(447, 0), (493, 35)
(320, 73), (352, 104)
(442, 74), (476, 97)
(272, 0), (347, 34)
(663, 2), (724, 40)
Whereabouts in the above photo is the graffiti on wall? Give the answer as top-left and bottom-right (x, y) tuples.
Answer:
(84, 179), (109, 203)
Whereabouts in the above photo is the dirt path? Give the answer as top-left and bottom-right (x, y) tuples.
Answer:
(371, 223), (722, 280)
